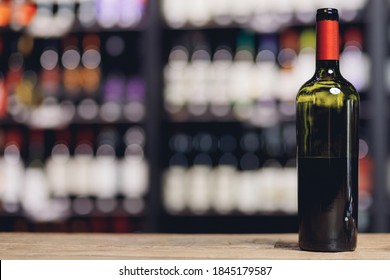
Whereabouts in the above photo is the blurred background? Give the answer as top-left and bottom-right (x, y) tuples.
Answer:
(0, 0), (386, 233)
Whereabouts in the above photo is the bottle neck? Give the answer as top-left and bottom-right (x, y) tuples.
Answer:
(315, 60), (340, 78)
(315, 19), (340, 78)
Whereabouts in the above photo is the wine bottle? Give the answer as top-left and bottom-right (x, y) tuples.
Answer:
(296, 8), (359, 252)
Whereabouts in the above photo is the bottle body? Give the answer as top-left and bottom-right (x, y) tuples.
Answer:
(297, 8), (359, 252)
(297, 69), (359, 251)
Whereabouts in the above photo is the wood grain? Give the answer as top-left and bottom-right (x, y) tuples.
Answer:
(0, 233), (389, 259)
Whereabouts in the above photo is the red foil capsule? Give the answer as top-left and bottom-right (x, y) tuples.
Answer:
(316, 20), (339, 60)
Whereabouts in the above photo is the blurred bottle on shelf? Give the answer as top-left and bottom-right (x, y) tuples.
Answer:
(164, 45), (189, 116)
(251, 34), (279, 127)
(119, 126), (148, 215)
(96, 0), (147, 29)
(163, 165), (187, 214)
(124, 76), (146, 122)
(68, 128), (94, 197)
(92, 128), (119, 199)
(276, 29), (299, 102)
(187, 161), (212, 214)
(187, 0), (212, 27)
(0, 129), (24, 214)
(0, 1), (12, 27)
(81, 34), (101, 96)
(27, 0), (74, 37)
(40, 47), (61, 98)
(162, 0), (189, 28)
(230, 31), (255, 121)
(11, 0), (37, 30)
(46, 130), (71, 198)
(212, 165), (237, 213)
(294, 29), (315, 87)
(0, 72), (7, 118)
(78, 0), (96, 28)
(359, 138), (372, 231)
(186, 32), (211, 117)
(340, 28), (369, 92)
(62, 35), (82, 101)
(22, 129), (66, 222)
(209, 45), (232, 117)
(102, 73), (125, 122)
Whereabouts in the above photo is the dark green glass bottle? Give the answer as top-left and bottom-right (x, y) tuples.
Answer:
(296, 8), (359, 252)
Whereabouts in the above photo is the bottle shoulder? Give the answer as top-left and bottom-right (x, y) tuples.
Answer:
(297, 74), (359, 104)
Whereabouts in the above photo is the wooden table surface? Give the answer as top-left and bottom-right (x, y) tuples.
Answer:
(0, 233), (390, 259)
